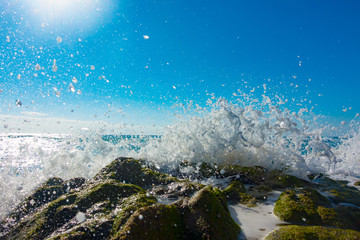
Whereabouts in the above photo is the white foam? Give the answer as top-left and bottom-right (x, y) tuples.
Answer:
(139, 98), (345, 178)
(228, 191), (285, 240)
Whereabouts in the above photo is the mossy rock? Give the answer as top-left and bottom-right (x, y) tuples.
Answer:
(314, 176), (360, 206)
(153, 181), (204, 198)
(94, 157), (177, 187)
(1, 179), (145, 240)
(334, 206), (360, 231)
(179, 186), (241, 240)
(266, 170), (312, 189)
(354, 181), (360, 186)
(264, 225), (360, 240)
(273, 188), (331, 225)
(219, 165), (267, 184)
(76, 179), (145, 211)
(112, 186), (241, 240)
(218, 165), (311, 189)
(111, 204), (184, 240)
(222, 180), (255, 205)
(48, 213), (114, 240)
(110, 194), (157, 236)
(247, 184), (272, 201)
(197, 162), (219, 178)
(1, 177), (85, 230)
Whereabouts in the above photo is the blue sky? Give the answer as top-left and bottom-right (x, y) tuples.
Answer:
(1, 0), (360, 132)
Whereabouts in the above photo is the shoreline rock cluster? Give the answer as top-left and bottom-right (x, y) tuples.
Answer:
(1, 157), (360, 240)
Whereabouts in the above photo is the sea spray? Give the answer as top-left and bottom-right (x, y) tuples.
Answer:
(139, 96), (340, 177)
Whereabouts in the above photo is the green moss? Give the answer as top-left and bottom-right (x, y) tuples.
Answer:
(315, 176), (360, 206)
(354, 181), (360, 186)
(265, 225), (360, 240)
(334, 206), (360, 231)
(198, 162), (218, 178)
(112, 204), (183, 240)
(220, 165), (267, 184)
(222, 181), (255, 205)
(110, 194), (157, 236)
(94, 157), (177, 187)
(317, 206), (342, 228)
(76, 179), (145, 210)
(273, 188), (331, 225)
(183, 186), (241, 240)
(266, 170), (312, 189)
(162, 180), (204, 198)
(218, 165), (311, 189)
(49, 216), (114, 240)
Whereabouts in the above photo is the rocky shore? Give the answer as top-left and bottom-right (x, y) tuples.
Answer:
(1, 157), (360, 240)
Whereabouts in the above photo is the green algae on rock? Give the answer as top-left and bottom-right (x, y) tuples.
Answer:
(94, 157), (177, 187)
(0, 158), (242, 240)
(273, 188), (331, 225)
(264, 225), (360, 240)
(311, 176), (360, 206)
(2, 177), (85, 226)
(222, 180), (255, 205)
(180, 186), (240, 240)
(273, 187), (360, 231)
(0, 178), (145, 240)
(219, 164), (311, 189)
(110, 194), (158, 237)
(113, 185), (241, 240)
(111, 204), (184, 240)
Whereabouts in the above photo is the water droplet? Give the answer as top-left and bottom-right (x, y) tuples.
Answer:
(16, 100), (22, 107)
(17, 74), (21, 80)
(72, 77), (78, 84)
(57, 36), (62, 43)
(30, 199), (35, 205)
(77, 89), (82, 95)
(52, 59), (57, 72)
(75, 212), (86, 223)
(69, 84), (76, 92)
(139, 214), (144, 220)
(143, 35), (149, 39)
(35, 64), (41, 71)
(90, 65), (95, 70)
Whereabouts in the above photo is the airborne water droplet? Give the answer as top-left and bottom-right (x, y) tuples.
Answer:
(52, 59), (57, 72)
(57, 36), (62, 43)
(72, 77), (78, 84)
(35, 64), (41, 71)
(69, 84), (76, 92)
(16, 100), (22, 107)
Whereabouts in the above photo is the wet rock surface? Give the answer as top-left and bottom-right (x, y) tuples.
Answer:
(1, 157), (360, 239)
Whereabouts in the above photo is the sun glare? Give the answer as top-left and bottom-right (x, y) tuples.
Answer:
(30, 0), (93, 18)
(36, 0), (73, 11)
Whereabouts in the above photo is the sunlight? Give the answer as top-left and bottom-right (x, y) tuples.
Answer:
(30, 0), (94, 18)
(35, 0), (73, 12)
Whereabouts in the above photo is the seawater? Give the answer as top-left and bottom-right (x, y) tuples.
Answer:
(1, 99), (359, 219)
